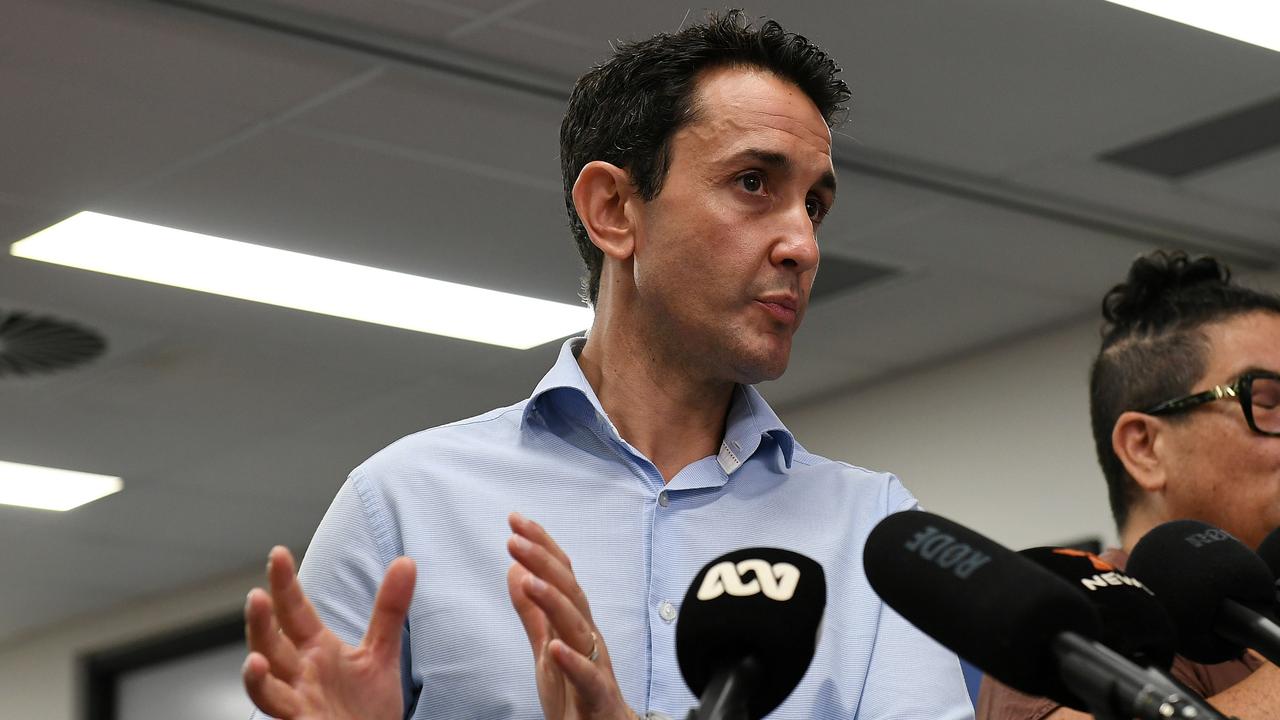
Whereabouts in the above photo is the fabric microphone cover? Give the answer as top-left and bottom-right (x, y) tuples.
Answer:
(1255, 527), (1280, 592)
(864, 511), (1102, 709)
(1127, 519), (1278, 663)
(675, 547), (825, 720)
(1020, 546), (1176, 670)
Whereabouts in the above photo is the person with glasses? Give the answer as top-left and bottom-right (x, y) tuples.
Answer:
(978, 249), (1280, 720)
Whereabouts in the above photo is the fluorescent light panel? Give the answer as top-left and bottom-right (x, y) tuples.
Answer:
(0, 460), (122, 511)
(1103, 1), (1280, 53)
(11, 212), (593, 349)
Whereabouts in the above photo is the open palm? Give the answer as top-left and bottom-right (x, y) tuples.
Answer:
(243, 546), (415, 720)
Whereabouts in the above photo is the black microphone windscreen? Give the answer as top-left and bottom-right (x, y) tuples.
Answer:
(1256, 527), (1280, 583)
(1127, 520), (1277, 663)
(863, 511), (1101, 708)
(1019, 546), (1176, 670)
(675, 547), (826, 720)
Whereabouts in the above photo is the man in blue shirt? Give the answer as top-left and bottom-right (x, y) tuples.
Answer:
(243, 11), (973, 720)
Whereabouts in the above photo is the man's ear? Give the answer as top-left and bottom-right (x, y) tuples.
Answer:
(571, 161), (637, 261)
(1112, 411), (1168, 493)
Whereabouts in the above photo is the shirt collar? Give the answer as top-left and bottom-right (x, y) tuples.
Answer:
(523, 337), (796, 473)
(718, 383), (796, 473)
(523, 337), (609, 430)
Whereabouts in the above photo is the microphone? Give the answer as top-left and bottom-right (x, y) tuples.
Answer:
(1127, 520), (1280, 666)
(1019, 546), (1176, 670)
(1253, 526), (1280, 606)
(864, 511), (1231, 720)
(674, 548), (825, 720)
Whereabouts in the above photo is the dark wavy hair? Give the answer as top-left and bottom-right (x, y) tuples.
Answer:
(1089, 250), (1280, 530)
(560, 10), (850, 306)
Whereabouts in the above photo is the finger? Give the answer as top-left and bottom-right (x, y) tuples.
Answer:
(244, 588), (302, 681)
(508, 561), (551, 656)
(509, 512), (575, 571)
(242, 650), (301, 718)
(506, 531), (593, 622)
(267, 546), (325, 642)
(520, 567), (598, 661)
(549, 638), (616, 711)
(362, 556), (416, 662)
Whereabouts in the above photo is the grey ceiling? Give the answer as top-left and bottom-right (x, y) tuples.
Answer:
(1, 0), (1278, 644)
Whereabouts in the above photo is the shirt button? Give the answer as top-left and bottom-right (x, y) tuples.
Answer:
(657, 490), (669, 507)
(659, 601), (677, 623)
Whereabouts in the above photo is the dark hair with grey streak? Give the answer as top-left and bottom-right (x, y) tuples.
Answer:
(1090, 250), (1280, 531)
(559, 10), (850, 306)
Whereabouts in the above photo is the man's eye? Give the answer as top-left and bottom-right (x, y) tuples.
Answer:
(806, 196), (830, 223)
(739, 173), (764, 193)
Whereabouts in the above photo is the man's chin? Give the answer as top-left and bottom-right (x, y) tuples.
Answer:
(734, 351), (791, 385)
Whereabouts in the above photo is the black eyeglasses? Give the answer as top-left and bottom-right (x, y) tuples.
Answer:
(1143, 370), (1280, 437)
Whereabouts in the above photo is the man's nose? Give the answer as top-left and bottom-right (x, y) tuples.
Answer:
(771, 204), (820, 274)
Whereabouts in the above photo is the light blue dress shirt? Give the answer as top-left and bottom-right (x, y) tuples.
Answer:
(259, 338), (973, 719)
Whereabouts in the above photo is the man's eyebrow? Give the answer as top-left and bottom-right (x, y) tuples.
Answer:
(817, 169), (837, 195)
(726, 148), (837, 194)
(733, 148), (790, 169)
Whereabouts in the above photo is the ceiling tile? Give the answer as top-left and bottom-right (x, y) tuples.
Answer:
(5, 0), (379, 117)
(290, 65), (567, 187)
(838, 199), (1159, 302)
(99, 126), (583, 305)
(1011, 158), (1280, 256)
(818, 167), (952, 245)
(835, 0), (1280, 175)
(0, 66), (254, 203)
(272, 0), (515, 38)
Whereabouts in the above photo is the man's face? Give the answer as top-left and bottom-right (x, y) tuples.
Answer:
(1158, 311), (1280, 548)
(629, 66), (835, 385)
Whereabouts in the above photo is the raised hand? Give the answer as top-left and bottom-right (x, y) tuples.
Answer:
(243, 546), (415, 720)
(506, 513), (635, 720)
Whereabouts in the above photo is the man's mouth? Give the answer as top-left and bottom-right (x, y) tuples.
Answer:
(755, 295), (800, 323)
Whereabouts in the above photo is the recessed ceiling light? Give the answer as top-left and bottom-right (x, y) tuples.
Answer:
(1103, 1), (1280, 53)
(0, 460), (122, 511)
(11, 212), (593, 350)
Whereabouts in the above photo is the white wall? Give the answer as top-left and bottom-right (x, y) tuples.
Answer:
(780, 315), (1119, 551)
(0, 565), (260, 720)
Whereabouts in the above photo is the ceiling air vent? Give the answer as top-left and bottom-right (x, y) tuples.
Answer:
(0, 311), (107, 377)
(809, 255), (897, 304)
(1100, 94), (1280, 178)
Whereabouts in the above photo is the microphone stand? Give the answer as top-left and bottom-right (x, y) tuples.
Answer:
(1053, 633), (1232, 720)
(1215, 600), (1280, 666)
(687, 656), (761, 720)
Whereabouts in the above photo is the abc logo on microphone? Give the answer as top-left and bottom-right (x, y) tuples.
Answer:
(695, 558), (802, 601)
(677, 548), (826, 719)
